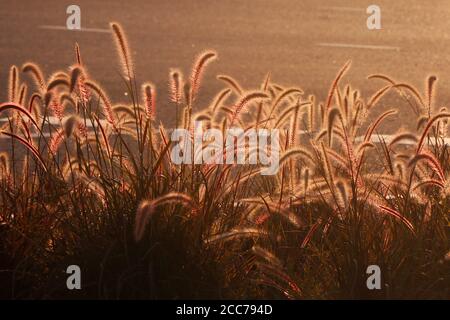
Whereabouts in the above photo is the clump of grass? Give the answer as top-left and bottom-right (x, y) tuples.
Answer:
(0, 23), (448, 300)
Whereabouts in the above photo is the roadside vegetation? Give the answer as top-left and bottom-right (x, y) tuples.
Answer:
(0, 23), (448, 299)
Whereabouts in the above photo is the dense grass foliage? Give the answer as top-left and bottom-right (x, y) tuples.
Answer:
(0, 23), (448, 299)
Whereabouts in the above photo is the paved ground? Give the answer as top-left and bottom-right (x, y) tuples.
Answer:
(1, 0), (450, 131)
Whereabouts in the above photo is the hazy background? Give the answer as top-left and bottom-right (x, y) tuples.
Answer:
(1, 0), (450, 129)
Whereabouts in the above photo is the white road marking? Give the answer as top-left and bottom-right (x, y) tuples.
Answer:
(317, 42), (400, 51)
(319, 6), (364, 12)
(39, 25), (110, 34)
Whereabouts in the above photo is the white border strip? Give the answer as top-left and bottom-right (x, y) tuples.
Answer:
(39, 25), (110, 34)
(1, 120), (448, 145)
(317, 42), (400, 51)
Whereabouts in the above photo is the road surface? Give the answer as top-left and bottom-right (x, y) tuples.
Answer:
(1, 0), (450, 131)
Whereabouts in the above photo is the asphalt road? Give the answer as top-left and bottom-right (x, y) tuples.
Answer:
(1, 0), (450, 131)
